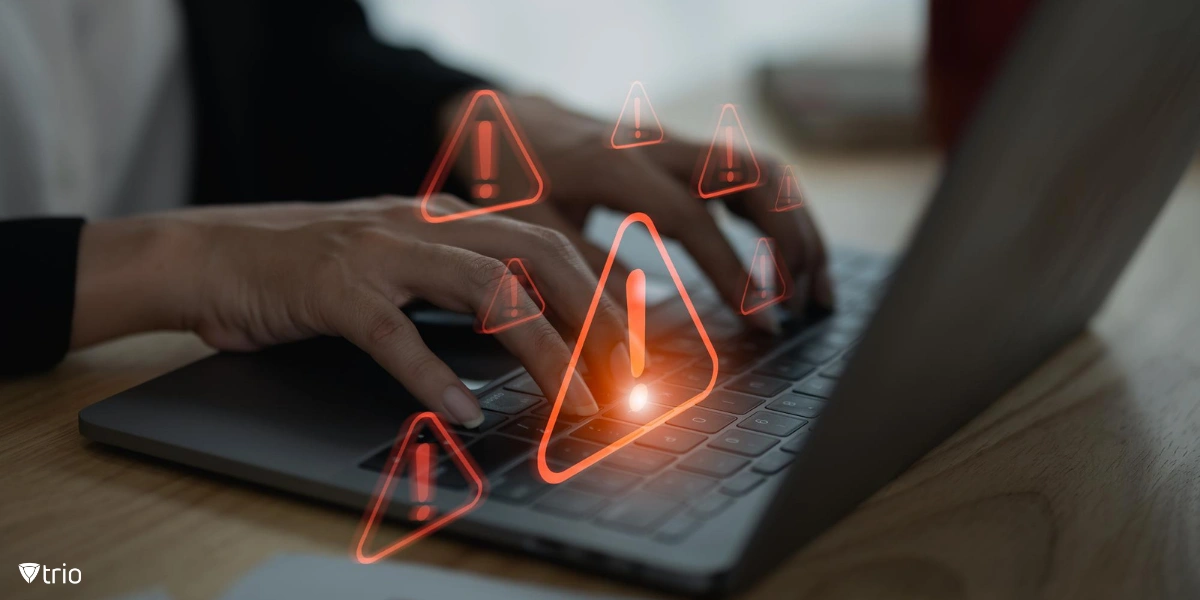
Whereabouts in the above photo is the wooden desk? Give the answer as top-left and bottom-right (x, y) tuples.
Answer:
(3, 157), (1198, 600)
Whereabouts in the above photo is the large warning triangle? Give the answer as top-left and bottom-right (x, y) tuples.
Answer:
(773, 165), (807, 212)
(696, 104), (762, 199)
(536, 213), (719, 484)
(479, 258), (546, 334)
(420, 90), (545, 223)
(354, 413), (486, 564)
(740, 238), (790, 315)
(610, 81), (665, 149)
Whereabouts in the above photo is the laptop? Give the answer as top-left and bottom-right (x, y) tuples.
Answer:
(79, 0), (1200, 595)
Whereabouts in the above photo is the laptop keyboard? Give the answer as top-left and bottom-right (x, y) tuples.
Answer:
(359, 248), (892, 544)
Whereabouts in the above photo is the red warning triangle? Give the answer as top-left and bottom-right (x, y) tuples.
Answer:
(610, 81), (665, 149)
(536, 213), (719, 484)
(740, 238), (790, 315)
(773, 165), (807, 212)
(696, 104), (762, 199)
(420, 90), (545, 223)
(354, 412), (486, 564)
(479, 258), (546, 334)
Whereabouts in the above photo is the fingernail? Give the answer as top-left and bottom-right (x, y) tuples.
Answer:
(564, 371), (599, 416)
(747, 310), (782, 336)
(814, 269), (835, 309)
(610, 342), (633, 383)
(443, 386), (483, 428)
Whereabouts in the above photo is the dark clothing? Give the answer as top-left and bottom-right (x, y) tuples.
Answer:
(0, 1), (485, 375)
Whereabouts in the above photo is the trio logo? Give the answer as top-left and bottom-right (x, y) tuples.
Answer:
(18, 562), (81, 584)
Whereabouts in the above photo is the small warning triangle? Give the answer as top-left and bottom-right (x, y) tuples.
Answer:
(354, 413), (485, 564)
(479, 258), (546, 334)
(610, 81), (665, 149)
(536, 213), (719, 484)
(696, 104), (762, 199)
(740, 238), (790, 315)
(773, 165), (807, 212)
(420, 90), (545, 223)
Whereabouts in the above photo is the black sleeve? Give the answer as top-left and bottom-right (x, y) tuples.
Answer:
(0, 218), (85, 376)
(182, 0), (490, 206)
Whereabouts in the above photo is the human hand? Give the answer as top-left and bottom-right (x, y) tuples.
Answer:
(73, 196), (635, 427)
(458, 93), (833, 333)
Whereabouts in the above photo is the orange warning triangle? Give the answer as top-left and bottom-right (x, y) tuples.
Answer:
(536, 213), (718, 484)
(696, 104), (762, 199)
(354, 412), (486, 564)
(479, 258), (546, 334)
(610, 81), (665, 149)
(740, 238), (790, 315)
(420, 90), (545, 223)
(773, 165), (807, 212)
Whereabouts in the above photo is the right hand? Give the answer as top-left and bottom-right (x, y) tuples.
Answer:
(74, 195), (633, 427)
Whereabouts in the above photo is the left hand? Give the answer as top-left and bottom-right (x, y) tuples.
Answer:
(469, 93), (834, 333)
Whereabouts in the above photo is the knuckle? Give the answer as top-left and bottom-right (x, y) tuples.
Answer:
(366, 309), (410, 346)
(529, 321), (568, 359)
(463, 254), (509, 292)
(527, 225), (578, 262)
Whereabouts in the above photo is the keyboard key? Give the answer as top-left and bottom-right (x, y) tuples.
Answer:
(713, 351), (753, 374)
(452, 410), (507, 433)
(767, 395), (825, 419)
(820, 359), (848, 378)
(698, 391), (763, 415)
(646, 384), (700, 407)
(467, 435), (535, 474)
(491, 462), (550, 504)
(665, 367), (729, 390)
(740, 411), (806, 437)
(752, 451), (795, 475)
(644, 470), (718, 499)
(688, 493), (734, 517)
(569, 466), (641, 496)
(677, 449), (749, 478)
(667, 407), (736, 434)
(572, 418), (639, 445)
(754, 357), (816, 380)
(708, 429), (778, 457)
(727, 374), (790, 398)
(534, 488), (608, 519)
(500, 416), (570, 441)
(793, 377), (837, 399)
(547, 438), (604, 466)
(654, 513), (703, 543)
(596, 491), (681, 533)
(531, 404), (588, 423)
(720, 471), (765, 496)
(503, 374), (545, 397)
(605, 403), (671, 426)
(635, 426), (706, 454)
(781, 432), (810, 454)
(789, 343), (840, 364)
(658, 338), (709, 357)
(817, 330), (859, 348)
(602, 446), (675, 474)
(477, 389), (543, 415)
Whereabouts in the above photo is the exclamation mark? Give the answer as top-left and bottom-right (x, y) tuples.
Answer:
(724, 126), (736, 183)
(627, 269), (648, 411)
(782, 173), (793, 205)
(758, 255), (769, 298)
(634, 97), (642, 139)
(509, 277), (520, 317)
(475, 120), (495, 200)
(409, 443), (435, 522)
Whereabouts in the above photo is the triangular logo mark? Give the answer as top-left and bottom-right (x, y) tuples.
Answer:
(19, 563), (40, 583)
(536, 213), (718, 484)
(420, 90), (545, 223)
(479, 258), (546, 334)
(740, 238), (790, 315)
(354, 413), (486, 564)
(610, 81), (665, 149)
(696, 104), (762, 199)
(773, 165), (807, 212)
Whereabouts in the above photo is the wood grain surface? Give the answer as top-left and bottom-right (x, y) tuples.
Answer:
(2, 156), (1197, 600)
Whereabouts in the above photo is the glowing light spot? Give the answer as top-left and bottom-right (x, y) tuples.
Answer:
(629, 383), (648, 412)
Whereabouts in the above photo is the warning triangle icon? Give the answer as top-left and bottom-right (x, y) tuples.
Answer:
(420, 90), (545, 223)
(773, 165), (807, 212)
(696, 104), (762, 199)
(354, 413), (486, 564)
(610, 81), (665, 149)
(536, 213), (719, 484)
(740, 238), (790, 315)
(479, 259), (546, 334)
